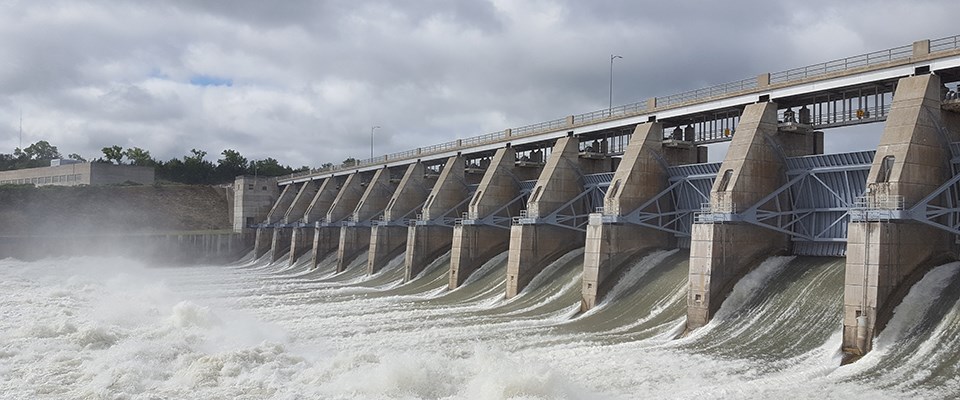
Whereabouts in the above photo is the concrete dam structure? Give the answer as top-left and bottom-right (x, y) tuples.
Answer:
(239, 35), (960, 362)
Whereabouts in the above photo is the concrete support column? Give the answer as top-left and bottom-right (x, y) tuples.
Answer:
(323, 173), (367, 270)
(450, 147), (542, 288)
(686, 101), (818, 332)
(337, 168), (397, 272)
(582, 122), (703, 310)
(263, 184), (299, 260)
(506, 136), (612, 298)
(280, 181), (320, 264)
(310, 226), (340, 267)
(254, 228), (273, 259)
(406, 156), (470, 281)
(842, 74), (960, 359)
(269, 227), (292, 261)
(368, 162), (433, 274)
(289, 227), (314, 264)
(301, 178), (341, 268)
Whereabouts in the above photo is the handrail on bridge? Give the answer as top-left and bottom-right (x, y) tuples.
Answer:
(280, 34), (960, 183)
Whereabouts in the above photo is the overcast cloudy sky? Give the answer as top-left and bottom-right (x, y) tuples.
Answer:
(2, 0), (959, 167)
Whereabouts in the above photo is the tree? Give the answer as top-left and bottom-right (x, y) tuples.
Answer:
(249, 158), (291, 176)
(13, 140), (60, 162)
(186, 148), (207, 163)
(0, 153), (16, 171)
(123, 147), (154, 166)
(341, 157), (358, 167)
(101, 145), (124, 164)
(215, 149), (249, 183)
(67, 153), (87, 162)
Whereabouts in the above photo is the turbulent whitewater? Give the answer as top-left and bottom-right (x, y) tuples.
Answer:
(2, 252), (960, 399)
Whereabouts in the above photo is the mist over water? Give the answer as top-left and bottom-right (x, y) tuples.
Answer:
(3, 251), (960, 399)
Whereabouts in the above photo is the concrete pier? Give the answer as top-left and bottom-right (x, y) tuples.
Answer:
(253, 227), (273, 259)
(285, 181), (320, 264)
(337, 167), (398, 272)
(405, 156), (473, 281)
(581, 122), (703, 310)
(324, 173), (368, 271)
(368, 162), (434, 274)
(450, 146), (542, 288)
(686, 101), (820, 331)
(506, 136), (613, 298)
(304, 177), (342, 268)
(256, 183), (298, 259)
(842, 74), (960, 359)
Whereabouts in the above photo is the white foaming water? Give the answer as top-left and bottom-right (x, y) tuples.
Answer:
(588, 249), (677, 314)
(874, 261), (960, 350)
(712, 256), (796, 322)
(3, 254), (959, 399)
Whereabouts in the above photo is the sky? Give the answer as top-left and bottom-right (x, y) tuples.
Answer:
(1, 0), (960, 167)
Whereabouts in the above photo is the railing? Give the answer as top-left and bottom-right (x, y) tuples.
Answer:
(656, 77), (758, 108)
(573, 101), (649, 125)
(932, 35), (960, 53)
(850, 194), (905, 222)
(512, 209), (530, 225)
(853, 195), (905, 210)
(694, 198), (737, 223)
(770, 45), (913, 84)
(512, 117), (569, 137)
(279, 34), (960, 183)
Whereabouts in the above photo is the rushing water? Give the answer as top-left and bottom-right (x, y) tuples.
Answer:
(2, 250), (960, 399)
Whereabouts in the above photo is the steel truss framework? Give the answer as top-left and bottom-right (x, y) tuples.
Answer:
(604, 151), (875, 256)
(512, 172), (612, 233)
(741, 151), (874, 246)
(895, 140), (960, 234)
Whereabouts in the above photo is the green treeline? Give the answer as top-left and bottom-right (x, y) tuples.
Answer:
(0, 141), (308, 185)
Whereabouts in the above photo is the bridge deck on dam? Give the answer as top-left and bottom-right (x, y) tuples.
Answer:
(280, 34), (960, 186)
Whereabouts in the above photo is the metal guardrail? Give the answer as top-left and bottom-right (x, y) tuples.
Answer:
(853, 195), (905, 210)
(279, 34), (960, 183)
(656, 77), (758, 108)
(770, 45), (914, 84)
(850, 194), (905, 222)
(932, 35), (960, 53)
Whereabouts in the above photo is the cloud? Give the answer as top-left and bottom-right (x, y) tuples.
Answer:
(0, 0), (959, 168)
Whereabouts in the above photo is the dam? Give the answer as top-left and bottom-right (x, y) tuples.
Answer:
(239, 34), (960, 363)
(6, 35), (960, 399)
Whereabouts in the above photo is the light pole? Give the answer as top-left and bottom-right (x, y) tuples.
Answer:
(609, 54), (622, 115)
(370, 125), (380, 159)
